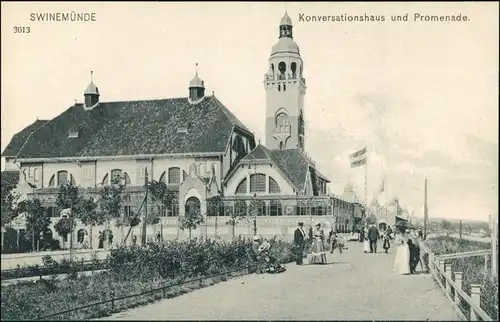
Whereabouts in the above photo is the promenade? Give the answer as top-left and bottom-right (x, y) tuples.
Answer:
(101, 241), (458, 320)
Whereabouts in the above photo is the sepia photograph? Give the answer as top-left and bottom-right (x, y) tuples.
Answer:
(1, 2), (498, 321)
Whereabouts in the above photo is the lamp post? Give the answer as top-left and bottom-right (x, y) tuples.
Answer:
(253, 193), (257, 236)
(14, 217), (23, 253)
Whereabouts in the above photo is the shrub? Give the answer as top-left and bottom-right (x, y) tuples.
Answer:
(1, 236), (295, 321)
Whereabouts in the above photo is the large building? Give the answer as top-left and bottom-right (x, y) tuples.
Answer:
(2, 13), (362, 249)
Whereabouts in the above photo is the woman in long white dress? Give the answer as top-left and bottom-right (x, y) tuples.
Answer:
(309, 223), (328, 264)
(363, 227), (371, 253)
(394, 231), (411, 275)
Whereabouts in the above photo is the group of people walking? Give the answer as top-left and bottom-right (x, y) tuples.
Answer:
(394, 227), (422, 275)
(293, 222), (345, 265)
(360, 223), (423, 275)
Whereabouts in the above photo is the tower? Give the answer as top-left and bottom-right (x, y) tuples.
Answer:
(188, 63), (205, 103)
(84, 71), (99, 108)
(264, 12), (307, 151)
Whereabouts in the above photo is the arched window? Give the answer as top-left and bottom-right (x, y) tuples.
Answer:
(159, 172), (166, 183)
(111, 169), (122, 184)
(235, 178), (247, 194)
(270, 63), (275, 74)
(299, 110), (305, 135)
(70, 174), (75, 185)
(250, 174), (266, 193)
(269, 177), (281, 193)
(270, 200), (282, 216)
(278, 61), (286, 75)
(183, 170), (188, 181)
(168, 167), (181, 184)
(48, 175), (55, 187)
(291, 62), (297, 76)
(33, 169), (39, 181)
(185, 197), (201, 216)
(102, 173), (109, 185)
(234, 200), (247, 217)
(77, 229), (87, 243)
(57, 171), (68, 186)
(275, 112), (288, 126)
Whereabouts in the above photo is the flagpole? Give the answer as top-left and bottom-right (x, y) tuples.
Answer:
(385, 174), (388, 222)
(364, 145), (368, 226)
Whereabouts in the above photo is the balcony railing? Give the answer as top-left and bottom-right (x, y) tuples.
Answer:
(264, 73), (306, 83)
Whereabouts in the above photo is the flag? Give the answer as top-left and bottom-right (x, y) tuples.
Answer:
(349, 147), (367, 168)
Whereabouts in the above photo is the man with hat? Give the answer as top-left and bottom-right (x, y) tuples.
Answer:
(293, 222), (306, 265)
(408, 227), (421, 274)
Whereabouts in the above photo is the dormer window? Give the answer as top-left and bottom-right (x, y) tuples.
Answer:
(177, 127), (188, 134)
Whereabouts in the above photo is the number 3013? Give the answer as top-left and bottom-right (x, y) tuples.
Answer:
(13, 26), (31, 34)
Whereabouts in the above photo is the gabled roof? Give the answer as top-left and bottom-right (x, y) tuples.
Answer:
(238, 144), (330, 192)
(2, 96), (252, 159)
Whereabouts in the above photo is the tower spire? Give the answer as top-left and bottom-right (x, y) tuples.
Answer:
(188, 63), (205, 103)
(90, 70), (93, 82)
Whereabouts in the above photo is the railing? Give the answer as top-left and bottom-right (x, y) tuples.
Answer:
(264, 73), (306, 83)
(420, 243), (495, 321)
(35, 265), (254, 321)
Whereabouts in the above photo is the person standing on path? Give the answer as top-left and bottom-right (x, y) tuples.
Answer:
(293, 222), (306, 265)
(309, 223), (327, 264)
(382, 229), (391, 253)
(408, 227), (421, 273)
(368, 224), (380, 253)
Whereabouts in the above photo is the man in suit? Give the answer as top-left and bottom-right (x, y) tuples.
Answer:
(408, 227), (421, 273)
(368, 224), (380, 253)
(294, 222), (306, 265)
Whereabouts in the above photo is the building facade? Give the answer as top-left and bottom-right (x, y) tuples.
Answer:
(2, 13), (359, 249)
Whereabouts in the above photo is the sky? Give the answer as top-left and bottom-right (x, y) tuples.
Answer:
(1, 2), (498, 221)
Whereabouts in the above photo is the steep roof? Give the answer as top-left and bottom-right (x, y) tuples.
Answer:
(1, 120), (49, 157)
(2, 96), (251, 159)
(240, 145), (330, 192)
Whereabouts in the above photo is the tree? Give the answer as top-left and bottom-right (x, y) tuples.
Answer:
(224, 200), (247, 238)
(18, 198), (50, 251)
(56, 183), (82, 251)
(440, 220), (453, 236)
(180, 205), (204, 240)
(77, 197), (102, 249)
(146, 180), (176, 236)
(96, 178), (125, 247)
(1, 171), (20, 250)
(54, 216), (75, 246)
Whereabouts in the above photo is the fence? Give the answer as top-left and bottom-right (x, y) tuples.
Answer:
(35, 265), (254, 320)
(420, 242), (496, 321)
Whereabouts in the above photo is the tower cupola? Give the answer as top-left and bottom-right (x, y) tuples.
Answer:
(84, 71), (99, 108)
(188, 63), (205, 103)
(279, 11), (293, 39)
